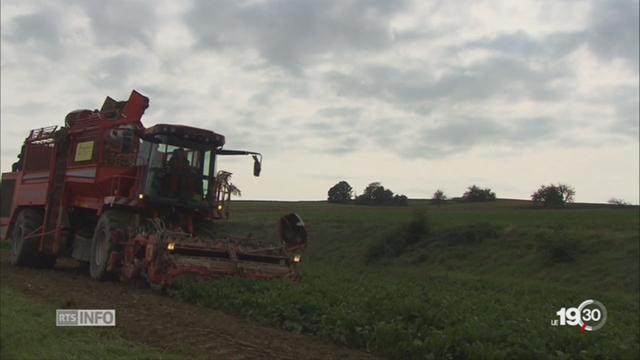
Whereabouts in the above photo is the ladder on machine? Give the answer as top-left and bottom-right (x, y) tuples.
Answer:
(40, 129), (69, 255)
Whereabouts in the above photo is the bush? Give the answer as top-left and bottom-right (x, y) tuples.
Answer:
(366, 217), (503, 263)
(461, 185), (496, 202)
(365, 233), (405, 263)
(406, 211), (430, 244)
(366, 211), (430, 263)
(392, 194), (408, 206)
(531, 184), (575, 208)
(327, 181), (353, 203)
(538, 227), (579, 263)
(431, 189), (447, 205)
(355, 182), (408, 206)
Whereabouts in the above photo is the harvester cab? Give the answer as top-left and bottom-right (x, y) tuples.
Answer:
(0, 90), (307, 288)
(136, 124), (263, 220)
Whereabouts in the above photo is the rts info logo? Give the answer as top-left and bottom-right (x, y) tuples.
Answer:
(551, 299), (607, 333)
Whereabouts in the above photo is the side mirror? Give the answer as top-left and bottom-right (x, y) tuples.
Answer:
(252, 155), (261, 177)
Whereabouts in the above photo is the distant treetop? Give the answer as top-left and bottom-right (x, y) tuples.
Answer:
(462, 185), (496, 202)
(327, 181), (353, 203)
(355, 182), (408, 206)
(431, 189), (448, 206)
(531, 184), (575, 208)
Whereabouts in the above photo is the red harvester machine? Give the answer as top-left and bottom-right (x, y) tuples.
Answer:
(0, 90), (307, 288)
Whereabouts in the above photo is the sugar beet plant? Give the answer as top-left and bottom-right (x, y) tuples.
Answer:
(169, 270), (637, 359)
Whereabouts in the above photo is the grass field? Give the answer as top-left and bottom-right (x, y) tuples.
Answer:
(0, 286), (183, 360)
(170, 199), (640, 359)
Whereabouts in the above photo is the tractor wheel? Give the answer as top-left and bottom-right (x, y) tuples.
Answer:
(90, 210), (130, 281)
(11, 209), (43, 266)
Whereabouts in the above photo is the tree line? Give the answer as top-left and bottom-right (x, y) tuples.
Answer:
(328, 181), (605, 208)
(328, 181), (408, 206)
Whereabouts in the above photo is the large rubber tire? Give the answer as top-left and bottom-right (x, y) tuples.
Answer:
(11, 209), (43, 266)
(89, 210), (130, 281)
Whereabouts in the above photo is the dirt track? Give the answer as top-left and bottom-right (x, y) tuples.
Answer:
(0, 253), (376, 360)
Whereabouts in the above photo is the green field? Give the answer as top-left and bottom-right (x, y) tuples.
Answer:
(0, 286), (183, 360)
(170, 200), (640, 359)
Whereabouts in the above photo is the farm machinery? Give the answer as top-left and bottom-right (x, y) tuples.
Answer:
(0, 90), (307, 287)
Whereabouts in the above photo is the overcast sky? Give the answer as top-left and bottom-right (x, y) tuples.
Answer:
(1, 0), (638, 203)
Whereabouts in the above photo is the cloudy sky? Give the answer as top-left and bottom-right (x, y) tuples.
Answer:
(1, 0), (638, 202)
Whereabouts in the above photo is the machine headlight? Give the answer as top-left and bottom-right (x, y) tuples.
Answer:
(138, 193), (144, 200)
(217, 204), (223, 211)
(167, 243), (176, 251)
(292, 254), (302, 263)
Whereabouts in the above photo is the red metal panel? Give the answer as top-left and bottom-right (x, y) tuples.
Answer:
(0, 172), (19, 239)
(23, 143), (54, 172)
(120, 90), (149, 123)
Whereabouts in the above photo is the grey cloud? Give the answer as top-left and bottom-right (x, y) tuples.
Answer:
(3, 11), (59, 44)
(82, 0), (158, 47)
(210, 125), (268, 151)
(572, 85), (640, 140)
(89, 54), (143, 87)
(427, 58), (564, 101)
(510, 118), (555, 142)
(313, 133), (362, 155)
(216, 109), (362, 156)
(185, 0), (408, 72)
(424, 119), (504, 148)
(248, 91), (272, 106)
(464, 0), (639, 66)
(611, 101), (639, 137)
(392, 28), (444, 42)
(468, 31), (541, 56)
(316, 107), (362, 118)
(386, 117), (557, 159)
(326, 56), (565, 106)
(248, 79), (311, 106)
(307, 117), (360, 142)
(2, 10), (63, 59)
(2, 0), (158, 59)
(205, 115), (311, 154)
(326, 135), (361, 154)
(1, 101), (58, 117)
(609, 87), (640, 137)
(586, 0), (639, 66)
(465, 30), (582, 60)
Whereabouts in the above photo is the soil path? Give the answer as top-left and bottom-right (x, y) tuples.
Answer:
(0, 254), (376, 360)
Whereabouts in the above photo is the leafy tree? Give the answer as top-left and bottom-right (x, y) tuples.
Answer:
(557, 184), (575, 203)
(327, 181), (353, 203)
(462, 185), (496, 202)
(392, 194), (408, 206)
(356, 182), (391, 205)
(431, 189), (447, 205)
(531, 184), (575, 207)
(356, 182), (407, 206)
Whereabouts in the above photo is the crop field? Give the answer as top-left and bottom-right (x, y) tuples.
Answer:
(172, 200), (639, 359)
(1, 199), (638, 359)
(0, 286), (183, 360)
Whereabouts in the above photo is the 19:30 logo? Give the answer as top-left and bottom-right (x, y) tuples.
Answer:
(551, 299), (607, 332)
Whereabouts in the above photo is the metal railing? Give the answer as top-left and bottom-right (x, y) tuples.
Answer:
(27, 125), (58, 141)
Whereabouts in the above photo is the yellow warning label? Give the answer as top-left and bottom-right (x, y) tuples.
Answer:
(75, 141), (94, 162)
